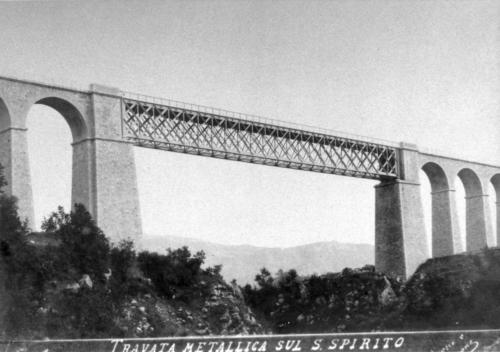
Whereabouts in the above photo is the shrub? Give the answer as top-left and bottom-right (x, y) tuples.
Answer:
(46, 285), (117, 338)
(137, 246), (206, 298)
(109, 239), (147, 299)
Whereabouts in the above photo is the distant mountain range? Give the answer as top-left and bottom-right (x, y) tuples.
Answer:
(140, 235), (374, 285)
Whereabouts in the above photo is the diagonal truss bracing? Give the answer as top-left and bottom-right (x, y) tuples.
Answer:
(121, 98), (399, 180)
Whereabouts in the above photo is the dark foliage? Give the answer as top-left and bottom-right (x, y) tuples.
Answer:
(243, 266), (402, 333)
(41, 205), (110, 282)
(45, 285), (118, 338)
(0, 176), (40, 336)
(137, 247), (206, 299)
(244, 249), (500, 334)
(0, 164), (245, 338)
(109, 239), (148, 300)
(4, 163), (500, 337)
(0, 182), (118, 337)
(0, 187), (223, 338)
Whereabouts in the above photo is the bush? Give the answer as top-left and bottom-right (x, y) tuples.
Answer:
(243, 268), (304, 332)
(137, 246), (206, 298)
(243, 267), (404, 333)
(46, 285), (117, 338)
(111, 240), (136, 284)
(109, 239), (148, 299)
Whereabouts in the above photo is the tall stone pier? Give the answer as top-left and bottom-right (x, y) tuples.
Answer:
(375, 143), (428, 279)
(0, 78), (142, 243)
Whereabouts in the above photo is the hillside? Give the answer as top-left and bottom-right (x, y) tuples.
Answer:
(395, 247), (500, 330)
(243, 247), (500, 333)
(6, 218), (500, 337)
(0, 207), (266, 339)
(141, 235), (374, 285)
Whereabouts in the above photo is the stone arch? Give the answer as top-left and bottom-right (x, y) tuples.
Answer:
(491, 174), (500, 244)
(0, 78), (142, 242)
(457, 168), (490, 251)
(421, 162), (461, 256)
(34, 97), (87, 142)
(457, 168), (483, 197)
(422, 162), (449, 192)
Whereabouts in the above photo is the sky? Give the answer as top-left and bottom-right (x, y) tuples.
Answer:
(0, 1), (499, 252)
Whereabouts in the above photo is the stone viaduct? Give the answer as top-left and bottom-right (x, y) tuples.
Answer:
(376, 147), (500, 277)
(0, 76), (499, 278)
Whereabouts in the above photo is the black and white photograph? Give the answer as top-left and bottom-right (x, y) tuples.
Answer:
(0, 1), (499, 351)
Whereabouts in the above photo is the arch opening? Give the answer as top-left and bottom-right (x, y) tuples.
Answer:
(421, 162), (460, 257)
(457, 168), (488, 251)
(418, 169), (432, 258)
(35, 97), (87, 142)
(491, 174), (500, 246)
(27, 104), (73, 230)
(457, 168), (483, 198)
(422, 162), (449, 193)
(454, 178), (466, 251)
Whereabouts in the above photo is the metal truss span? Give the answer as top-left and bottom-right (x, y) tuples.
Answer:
(121, 98), (399, 180)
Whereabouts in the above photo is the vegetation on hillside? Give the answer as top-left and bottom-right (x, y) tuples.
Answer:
(242, 248), (500, 333)
(2, 163), (500, 338)
(242, 266), (403, 333)
(0, 165), (262, 338)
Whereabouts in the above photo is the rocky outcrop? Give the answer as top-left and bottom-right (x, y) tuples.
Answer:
(114, 281), (264, 337)
(245, 266), (404, 334)
(395, 247), (500, 330)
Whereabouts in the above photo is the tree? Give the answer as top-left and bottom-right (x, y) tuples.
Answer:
(255, 267), (273, 288)
(41, 204), (110, 281)
(0, 163), (39, 336)
(0, 162), (30, 276)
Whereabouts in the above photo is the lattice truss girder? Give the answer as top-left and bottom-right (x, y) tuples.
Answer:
(122, 100), (399, 179)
